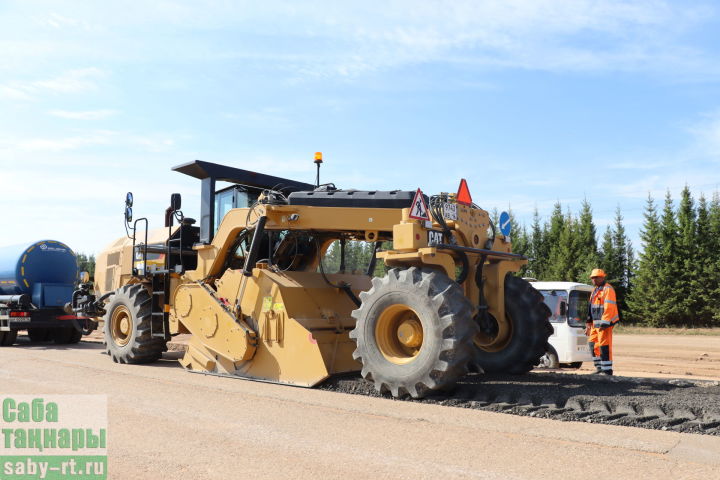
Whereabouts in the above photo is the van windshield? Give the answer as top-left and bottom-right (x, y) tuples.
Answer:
(539, 290), (568, 323)
(568, 290), (590, 327)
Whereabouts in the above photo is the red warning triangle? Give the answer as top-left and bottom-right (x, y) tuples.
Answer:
(456, 179), (473, 206)
(409, 188), (430, 221)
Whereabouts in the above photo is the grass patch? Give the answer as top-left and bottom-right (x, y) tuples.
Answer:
(613, 325), (720, 336)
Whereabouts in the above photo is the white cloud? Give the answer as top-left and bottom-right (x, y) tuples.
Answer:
(31, 67), (105, 93)
(0, 133), (113, 152)
(689, 111), (720, 159)
(0, 85), (34, 100)
(48, 109), (118, 120)
(2, 1), (717, 83)
(36, 13), (95, 31)
(0, 67), (106, 101)
(238, 0), (718, 79)
(221, 107), (292, 128)
(0, 130), (177, 153)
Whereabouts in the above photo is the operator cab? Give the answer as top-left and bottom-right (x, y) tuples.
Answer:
(214, 185), (260, 234)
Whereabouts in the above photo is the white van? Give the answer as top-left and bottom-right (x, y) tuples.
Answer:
(529, 281), (594, 369)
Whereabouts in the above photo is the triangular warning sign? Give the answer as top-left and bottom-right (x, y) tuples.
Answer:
(409, 188), (430, 221)
(456, 179), (473, 206)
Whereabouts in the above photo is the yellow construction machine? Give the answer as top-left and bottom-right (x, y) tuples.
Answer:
(81, 157), (551, 398)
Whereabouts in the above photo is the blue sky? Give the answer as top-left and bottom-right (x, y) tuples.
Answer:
(1, 0), (720, 255)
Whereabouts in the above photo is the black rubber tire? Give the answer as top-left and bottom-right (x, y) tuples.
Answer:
(537, 343), (560, 369)
(52, 327), (82, 344)
(28, 328), (52, 342)
(473, 274), (552, 374)
(104, 284), (166, 364)
(350, 267), (477, 399)
(0, 330), (18, 346)
(563, 362), (583, 369)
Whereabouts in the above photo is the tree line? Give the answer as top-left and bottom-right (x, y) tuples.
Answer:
(509, 186), (720, 327)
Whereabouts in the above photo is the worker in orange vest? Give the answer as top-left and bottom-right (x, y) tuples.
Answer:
(585, 269), (620, 375)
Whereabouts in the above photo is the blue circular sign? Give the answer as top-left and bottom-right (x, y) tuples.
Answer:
(499, 211), (512, 236)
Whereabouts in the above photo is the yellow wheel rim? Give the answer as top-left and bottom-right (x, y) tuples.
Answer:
(375, 304), (424, 365)
(111, 305), (132, 347)
(474, 314), (512, 352)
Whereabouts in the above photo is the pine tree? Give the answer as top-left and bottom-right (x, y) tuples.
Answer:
(627, 195), (664, 326)
(708, 193), (720, 325)
(694, 195), (715, 325)
(528, 208), (546, 279)
(541, 202), (565, 281)
(546, 202), (564, 248)
(575, 199), (599, 281)
(546, 209), (581, 281)
(508, 209), (531, 277)
(674, 186), (697, 325)
(611, 207), (630, 310)
(658, 191), (682, 326)
(599, 226), (619, 282)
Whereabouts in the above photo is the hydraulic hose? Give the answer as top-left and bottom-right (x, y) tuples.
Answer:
(243, 216), (267, 277)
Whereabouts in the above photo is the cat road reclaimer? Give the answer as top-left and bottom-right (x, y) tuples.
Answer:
(78, 157), (551, 398)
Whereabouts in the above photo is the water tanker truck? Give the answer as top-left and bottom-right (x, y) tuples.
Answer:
(0, 240), (97, 346)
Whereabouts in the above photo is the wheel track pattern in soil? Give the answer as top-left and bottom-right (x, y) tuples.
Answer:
(319, 372), (720, 436)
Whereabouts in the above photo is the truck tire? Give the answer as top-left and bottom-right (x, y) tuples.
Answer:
(52, 327), (82, 344)
(350, 267), (476, 399)
(537, 343), (560, 369)
(0, 330), (18, 346)
(28, 328), (52, 342)
(104, 284), (166, 364)
(473, 274), (552, 374)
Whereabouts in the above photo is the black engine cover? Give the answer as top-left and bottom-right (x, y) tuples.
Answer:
(287, 190), (426, 209)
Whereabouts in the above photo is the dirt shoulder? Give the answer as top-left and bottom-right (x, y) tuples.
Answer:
(573, 334), (720, 381)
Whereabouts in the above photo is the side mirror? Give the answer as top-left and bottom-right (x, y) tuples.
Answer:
(125, 206), (133, 223)
(170, 193), (182, 211)
(126, 192), (134, 207)
(559, 301), (567, 316)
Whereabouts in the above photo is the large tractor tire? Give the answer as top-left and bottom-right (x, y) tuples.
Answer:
(0, 330), (18, 346)
(104, 284), (166, 364)
(350, 267), (477, 399)
(473, 274), (552, 374)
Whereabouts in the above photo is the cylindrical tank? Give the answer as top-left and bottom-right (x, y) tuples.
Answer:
(0, 240), (78, 307)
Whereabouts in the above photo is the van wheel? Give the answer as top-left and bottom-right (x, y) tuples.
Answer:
(537, 344), (560, 369)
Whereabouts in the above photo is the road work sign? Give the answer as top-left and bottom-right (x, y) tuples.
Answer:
(409, 189), (430, 221)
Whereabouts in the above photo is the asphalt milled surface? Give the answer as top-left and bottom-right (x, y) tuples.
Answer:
(320, 372), (720, 435)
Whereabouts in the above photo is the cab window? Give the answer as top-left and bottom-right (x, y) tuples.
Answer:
(568, 290), (590, 327)
(540, 290), (568, 323)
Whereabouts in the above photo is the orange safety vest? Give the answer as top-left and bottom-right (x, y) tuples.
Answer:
(589, 283), (619, 329)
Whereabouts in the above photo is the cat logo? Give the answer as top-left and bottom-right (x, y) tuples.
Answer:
(427, 230), (444, 245)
